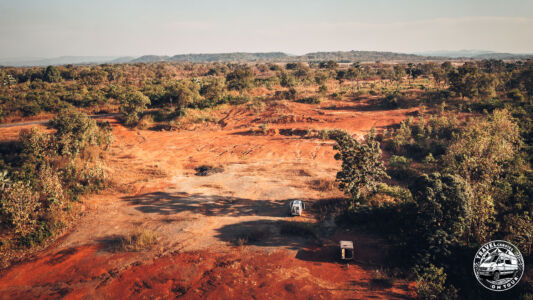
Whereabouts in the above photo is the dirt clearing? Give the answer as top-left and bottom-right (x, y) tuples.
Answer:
(0, 98), (417, 299)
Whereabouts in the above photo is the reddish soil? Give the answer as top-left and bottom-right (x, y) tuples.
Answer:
(0, 97), (418, 299)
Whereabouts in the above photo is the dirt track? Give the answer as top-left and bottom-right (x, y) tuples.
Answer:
(0, 99), (418, 299)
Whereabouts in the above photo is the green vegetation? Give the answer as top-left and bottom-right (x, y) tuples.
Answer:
(326, 60), (533, 299)
(0, 109), (112, 255)
(333, 129), (389, 207)
(1, 58), (532, 298)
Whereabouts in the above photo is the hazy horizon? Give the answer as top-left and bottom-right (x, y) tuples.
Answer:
(1, 0), (533, 59)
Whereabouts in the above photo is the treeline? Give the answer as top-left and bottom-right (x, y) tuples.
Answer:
(2, 59), (532, 123)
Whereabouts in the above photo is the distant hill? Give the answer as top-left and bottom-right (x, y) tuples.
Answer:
(130, 51), (433, 64)
(130, 55), (170, 63)
(297, 51), (438, 62)
(471, 53), (533, 60)
(0, 56), (125, 67)
(416, 50), (533, 60)
(1, 50), (532, 67)
(169, 52), (289, 62)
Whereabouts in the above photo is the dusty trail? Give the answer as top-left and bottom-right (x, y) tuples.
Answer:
(0, 99), (418, 299)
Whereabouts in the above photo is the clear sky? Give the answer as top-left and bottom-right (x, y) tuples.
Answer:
(1, 0), (532, 58)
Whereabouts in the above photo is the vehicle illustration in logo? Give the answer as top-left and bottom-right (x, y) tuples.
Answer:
(473, 240), (524, 291)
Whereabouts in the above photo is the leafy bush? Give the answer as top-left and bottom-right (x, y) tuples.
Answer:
(388, 155), (412, 179)
(502, 212), (533, 255)
(119, 91), (151, 126)
(298, 95), (321, 104)
(51, 108), (112, 155)
(226, 94), (252, 105)
(0, 182), (40, 234)
(415, 264), (458, 300)
(333, 129), (389, 206)
(226, 66), (254, 92)
(410, 173), (473, 261)
(275, 88), (297, 100)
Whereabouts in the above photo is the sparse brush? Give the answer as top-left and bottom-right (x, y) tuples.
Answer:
(259, 123), (269, 134)
(194, 165), (224, 176)
(136, 114), (154, 130)
(116, 229), (157, 252)
(235, 228), (270, 245)
(309, 178), (336, 192)
(298, 95), (321, 104)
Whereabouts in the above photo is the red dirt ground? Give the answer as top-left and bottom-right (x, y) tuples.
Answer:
(0, 97), (419, 299)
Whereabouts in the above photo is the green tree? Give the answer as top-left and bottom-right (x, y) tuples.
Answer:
(346, 65), (362, 93)
(333, 129), (389, 206)
(442, 109), (520, 186)
(293, 63), (311, 80)
(119, 91), (151, 126)
(226, 66), (254, 93)
(392, 65), (406, 90)
(416, 264), (458, 300)
(410, 173), (472, 258)
(279, 71), (297, 88)
(319, 60), (338, 70)
(50, 108), (113, 155)
(447, 63), (496, 101)
(199, 77), (226, 107)
(314, 71), (328, 86)
(166, 80), (201, 110)
(519, 66), (533, 99)
(43, 66), (62, 83)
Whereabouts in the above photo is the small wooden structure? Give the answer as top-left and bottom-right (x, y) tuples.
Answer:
(340, 240), (354, 260)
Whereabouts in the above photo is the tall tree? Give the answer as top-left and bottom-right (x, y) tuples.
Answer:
(333, 129), (389, 206)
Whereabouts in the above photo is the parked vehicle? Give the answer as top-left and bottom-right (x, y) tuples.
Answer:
(478, 251), (519, 280)
(340, 241), (354, 260)
(289, 200), (305, 216)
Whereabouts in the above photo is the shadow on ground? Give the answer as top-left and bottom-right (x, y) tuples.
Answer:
(122, 192), (294, 217)
(214, 219), (321, 250)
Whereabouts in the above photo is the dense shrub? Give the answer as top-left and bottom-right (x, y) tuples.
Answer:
(0, 109), (113, 251)
(0, 182), (40, 234)
(50, 108), (112, 155)
(119, 91), (151, 126)
(333, 129), (389, 206)
(415, 264), (458, 300)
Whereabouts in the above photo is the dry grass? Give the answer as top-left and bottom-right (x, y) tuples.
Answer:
(137, 114), (154, 130)
(200, 183), (224, 190)
(141, 165), (167, 178)
(235, 228), (271, 246)
(115, 229), (158, 252)
(309, 178), (337, 192)
(287, 168), (313, 177)
(181, 108), (221, 126)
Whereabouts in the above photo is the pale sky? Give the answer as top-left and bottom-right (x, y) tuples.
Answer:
(1, 0), (532, 58)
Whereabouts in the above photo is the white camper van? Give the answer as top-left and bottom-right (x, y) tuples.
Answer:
(289, 200), (305, 216)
